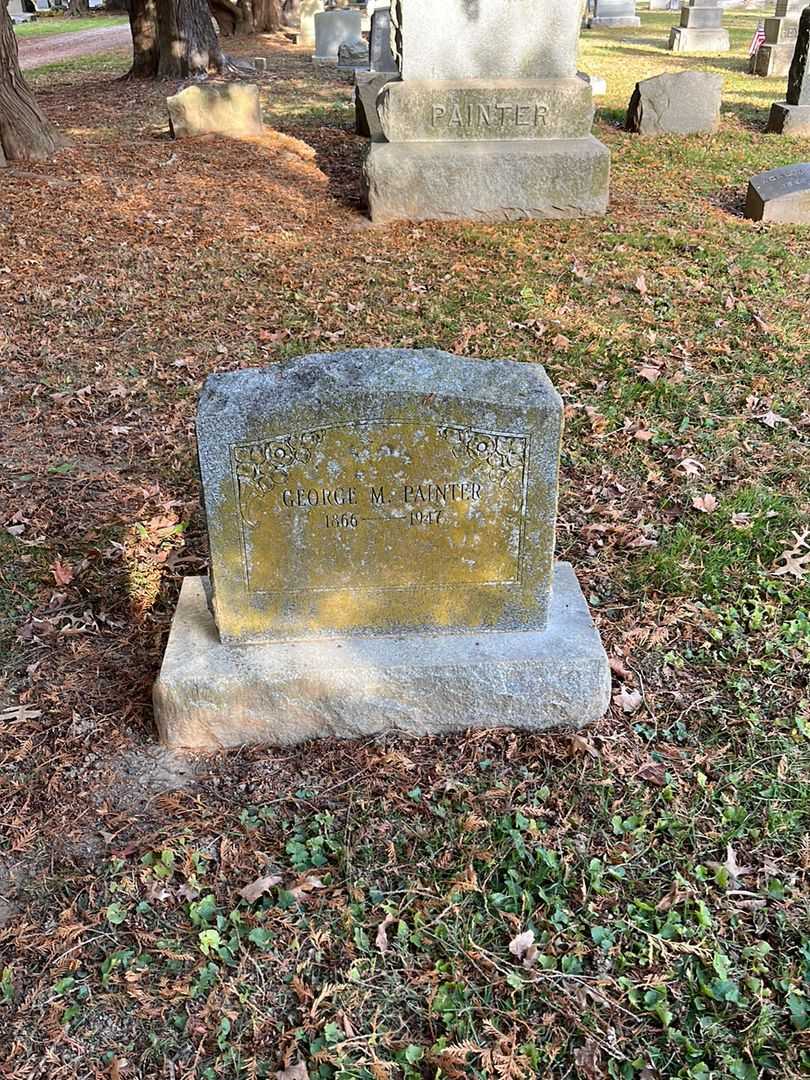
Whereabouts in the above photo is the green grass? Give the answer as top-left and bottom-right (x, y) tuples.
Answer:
(1, 7), (809, 1078)
(12, 13), (127, 38)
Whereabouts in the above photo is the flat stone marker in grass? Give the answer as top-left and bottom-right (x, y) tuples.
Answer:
(767, 5), (810, 134)
(364, 0), (610, 222)
(154, 349), (610, 749)
(625, 70), (723, 134)
(669, 0), (729, 53)
(744, 162), (810, 222)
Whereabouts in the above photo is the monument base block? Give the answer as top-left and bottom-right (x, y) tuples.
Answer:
(154, 563), (611, 750)
(590, 17), (641, 28)
(364, 137), (610, 222)
(766, 102), (810, 136)
(668, 27), (730, 52)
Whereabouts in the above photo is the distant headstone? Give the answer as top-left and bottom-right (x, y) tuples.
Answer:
(745, 163), (810, 222)
(669, 0), (730, 52)
(767, 6), (810, 133)
(313, 8), (363, 64)
(589, 0), (640, 28)
(369, 0), (397, 72)
(752, 1), (805, 78)
(296, 0), (325, 49)
(649, 0), (679, 9)
(166, 84), (264, 140)
(364, 0), (610, 223)
(625, 71), (722, 134)
(355, 1), (399, 139)
(154, 349), (610, 749)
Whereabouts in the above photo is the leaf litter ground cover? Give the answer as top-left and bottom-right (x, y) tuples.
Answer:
(0, 14), (809, 1080)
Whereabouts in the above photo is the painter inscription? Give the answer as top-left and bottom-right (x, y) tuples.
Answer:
(231, 421), (530, 594)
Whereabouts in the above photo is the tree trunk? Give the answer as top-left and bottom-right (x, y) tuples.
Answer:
(126, 0), (159, 75)
(126, 0), (224, 77)
(66, 0), (91, 15)
(0, 0), (64, 162)
(211, 0), (281, 35)
(156, 0), (225, 76)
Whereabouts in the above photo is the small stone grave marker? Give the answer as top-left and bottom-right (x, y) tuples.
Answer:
(625, 71), (723, 134)
(744, 162), (810, 222)
(154, 349), (610, 749)
(167, 83), (263, 139)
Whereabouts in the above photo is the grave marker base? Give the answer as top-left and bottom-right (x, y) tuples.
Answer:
(154, 565), (611, 750)
(365, 137), (610, 223)
(766, 102), (810, 135)
(668, 26), (730, 52)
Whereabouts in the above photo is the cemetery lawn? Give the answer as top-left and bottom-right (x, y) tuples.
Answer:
(12, 14), (128, 40)
(1, 12), (809, 1080)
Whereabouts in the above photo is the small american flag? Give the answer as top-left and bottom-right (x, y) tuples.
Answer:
(749, 22), (766, 58)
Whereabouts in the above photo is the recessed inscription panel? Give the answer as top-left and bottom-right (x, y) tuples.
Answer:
(231, 422), (529, 595)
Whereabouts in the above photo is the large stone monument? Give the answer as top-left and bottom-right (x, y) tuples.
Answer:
(668, 0), (729, 52)
(154, 350), (611, 749)
(767, 5), (810, 134)
(356, 1), (400, 140)
(751, 1), (805, 77)
(313, 7), (363, 64)
(588, 1), (640, 29)
(364, 0), (610, 223)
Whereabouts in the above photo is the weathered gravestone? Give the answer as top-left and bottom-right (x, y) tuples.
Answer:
(356, 2), (400, 140)
(752, 1), (805, 78)
(669, 0), (729, 52)
(744, 163), (810, 222)
(154, 350), (611, 749)
(313, 7), (363, 64)
(338, 37), (370, 72)
(588, 0), (640, 29)
(364, 0), (610, 222)
(166, 84), (264, 139)
(625, 71), (722, 134)
(767, 5), (810, 134)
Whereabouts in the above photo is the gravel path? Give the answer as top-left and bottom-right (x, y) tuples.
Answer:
(18, 23), (131, 71)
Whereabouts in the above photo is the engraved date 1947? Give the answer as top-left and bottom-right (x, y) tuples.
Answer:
(323, 510), (444, 530)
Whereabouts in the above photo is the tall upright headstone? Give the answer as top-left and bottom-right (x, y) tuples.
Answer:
(364, 0), (610, 223)
(767, 5), (810, 133)
(589, 0), (640, 29)
(153, 350), (611, 749)
(668, 0), (729, 52)
(752, 1), (805, 77)
(356, 1), (400, 140)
